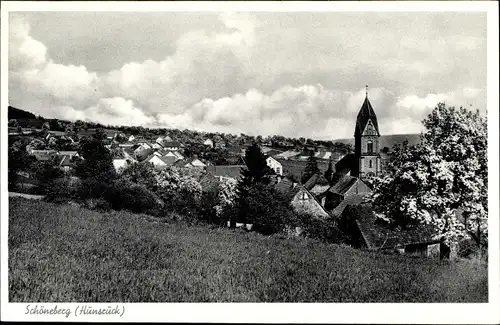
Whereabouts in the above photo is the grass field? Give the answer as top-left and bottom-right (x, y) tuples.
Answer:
(9, 197), (487, 302)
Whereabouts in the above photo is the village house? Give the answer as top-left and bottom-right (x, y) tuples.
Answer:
(30, 149), (58, 161)
(174, 156), (207, 169)
(58, 150), (79, 159)
(319, 174), (372, 212)
(339, 204), (452, 259)
(58, 155), (74, 173)
(144, 154), (177, 169)
(112, 159), (129, 172)
(266, 156), (283, 176)
(272, 177), (330, 218)
(206, 165), (246, 182)
(162, 141), (181, 151)
(203, 138), (214, 148)
(303, 173), (331, 196)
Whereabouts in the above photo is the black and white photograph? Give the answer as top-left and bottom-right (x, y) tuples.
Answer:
(1, 1), (499, 323)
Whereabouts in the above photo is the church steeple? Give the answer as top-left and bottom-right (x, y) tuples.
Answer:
(355, 92), (380, 137)
(352, 86), (381, 179)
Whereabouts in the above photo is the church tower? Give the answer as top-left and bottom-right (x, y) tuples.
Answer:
(352, 86), (381, 178)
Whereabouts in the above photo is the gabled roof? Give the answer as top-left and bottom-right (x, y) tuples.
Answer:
(328, 174), (359, 195)
(334, 153), (356, 174)
(58, 155), (72, 167)
(160, 155), (177, 165)
(355, 96), (380, 137)
(353, 205), (440, 250)
(206, 165), (246, 180)
(163, 141), (181, 147)
(274, 150), (301, 159)
(331, 194), (369, 217)
(303, 173), (330, 191)
(272, 177), (302, 201)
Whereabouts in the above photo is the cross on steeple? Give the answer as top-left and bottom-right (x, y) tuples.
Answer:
(365, 85), (368, 97)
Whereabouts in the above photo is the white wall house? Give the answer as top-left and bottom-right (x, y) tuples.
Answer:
(146, 155), (168, 168)
(203, 139), (214, 148)
(113, 159), (128, 172)
(266, 156), (283, 176)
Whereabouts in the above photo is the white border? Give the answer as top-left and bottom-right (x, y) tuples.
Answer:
(1, 1), (499, 324)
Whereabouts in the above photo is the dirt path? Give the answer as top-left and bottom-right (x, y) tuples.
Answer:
(9, 192), (45, 200)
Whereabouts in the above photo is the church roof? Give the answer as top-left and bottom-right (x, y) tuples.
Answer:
(355, 96), (380, 137)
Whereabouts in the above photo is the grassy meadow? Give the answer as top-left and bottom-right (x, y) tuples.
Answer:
(9, 197), (487, 302)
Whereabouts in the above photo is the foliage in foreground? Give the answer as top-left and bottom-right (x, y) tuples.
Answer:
(9, 198), (487, 302)
(369, 103), (488, 246)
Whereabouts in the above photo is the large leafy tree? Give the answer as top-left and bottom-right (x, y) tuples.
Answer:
(369, 103), (487, 247)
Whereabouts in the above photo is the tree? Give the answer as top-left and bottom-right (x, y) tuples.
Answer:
(324, 158), (334, 184)
(30, 158), (64, 194)
(9, 119), (18, 127)
(75, 136), (116, 198)
(240, 143), (272, 186)
(49, 119), (61, 131)
(153, 166), (202, 215)
(26, 138), (46, 152)
(301, 150), (320, 183)
(234, 143), (273, 227)
(120, 162), (157, 190)
(369, 103), (487, 249)
(8, 138), (34, 190)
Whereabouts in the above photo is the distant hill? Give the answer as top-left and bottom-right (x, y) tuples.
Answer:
(8, 106), (37, 120)
(333, 133), (422, 150)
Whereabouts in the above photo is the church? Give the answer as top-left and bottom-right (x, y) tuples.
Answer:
(352, 88), (381, 178)
(333, 86), (382, 180)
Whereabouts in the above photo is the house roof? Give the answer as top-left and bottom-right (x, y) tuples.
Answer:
(160, 155), (177, 165)
(58, 151), (78, 156)
(303, 173), (330, 191)
(334, 153), (356, 174)
(274, 150), (301, 159)
(206, 165), (245, 180)
(331, 194), (369, 217)
(355, 96), (380, 137)
(58, 155), (72, 167)
(328, 174), (359, 195)
(272, 177), (302, 201)
(163, 141), (181, 147)
(353, 205), (440, 250)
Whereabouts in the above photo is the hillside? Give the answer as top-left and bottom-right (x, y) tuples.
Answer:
(8, 106), (37, 120)
(9, 105), (422, 149)
(334, 133), (422, 149)
(9, 198), (487, 302)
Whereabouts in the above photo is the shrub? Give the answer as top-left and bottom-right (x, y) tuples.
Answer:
(237, 184), (295, 235)
(45, 177), (79, 203)
(293, 213), (341, 243)
(103, 179), (162, 214)
(83, 197), (111, 211)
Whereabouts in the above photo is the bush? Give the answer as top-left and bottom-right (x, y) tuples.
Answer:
(103, 179), (162, 214)
(293, 213), (341, 243)
(83, 197), (111, 211)
(77, 176), (110, 199)
(45, 177), (79, 203)
(237, 184), (295, 235)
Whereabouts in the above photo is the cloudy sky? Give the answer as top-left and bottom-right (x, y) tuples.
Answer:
(8, 11), (486, 139)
